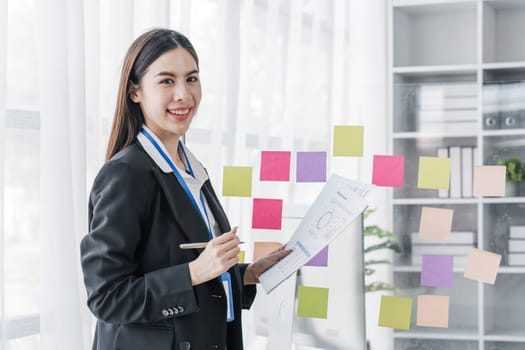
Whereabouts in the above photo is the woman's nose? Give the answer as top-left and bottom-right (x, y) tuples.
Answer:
(173, 83), (190, 102)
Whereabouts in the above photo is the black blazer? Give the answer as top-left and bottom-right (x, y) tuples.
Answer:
(80, 141), (256, 350)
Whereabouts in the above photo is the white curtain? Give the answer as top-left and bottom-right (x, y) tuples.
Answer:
(36, 0), (91, 348)
(1, 0), (388, 349)
(0, 0), (7, 348)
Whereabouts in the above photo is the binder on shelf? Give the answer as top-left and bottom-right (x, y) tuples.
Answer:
(508, 253), (525, 266)
(510, 226), (525, 239)
(418, 109), (477, 123)
(419, 83), (478, 99)
(412, 244), (474, 256)
(412, 254), (469, 267)
(508, 239), (525, 253)
(437, 147), (449, 198)
(418, 121), (477, 133)
(449, 146), (462, 198)
(411, 232), (476, 245)
(461, 147), (473, 198)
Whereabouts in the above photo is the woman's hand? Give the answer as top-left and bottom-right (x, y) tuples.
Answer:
(243, 245), (292, 285)
(188, 227), (240, 286)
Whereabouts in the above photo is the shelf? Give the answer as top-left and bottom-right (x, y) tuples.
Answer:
(483, 61), (525, 71)
(393, 0), (477, 8)
(393, 131), (479, 139)
(496, 267), (525, 274)
(482, 197), (525, 204)
(483, 129), (525, 137)
(394, 266), (466, 273)
(393, 65), (478, 75)
(393, 198), (478, 205)
(484, 330), (525, 343)
(394, 328), (479, 340)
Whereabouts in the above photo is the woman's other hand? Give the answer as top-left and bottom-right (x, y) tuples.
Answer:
(188, 227), (240, 286)
(243, 245), (292, 285)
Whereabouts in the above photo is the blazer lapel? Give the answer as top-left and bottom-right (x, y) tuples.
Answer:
(152, 168), (211, 244)
(201, 180), (231, 234)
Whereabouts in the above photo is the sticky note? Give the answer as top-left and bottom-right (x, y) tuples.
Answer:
(378, 295), (412, 330)
(333, 125), (364, 157)
(372, 155), (405, 187)
(296, 152), (327, 182)
(238, 250), (245, 263)
(417, 295), (449, 328)
(253, 242), (282, 261)
(421, 255), (453, 288)
(464, 248), (501, 284)
(473, 166), (506, 197)
(252, 198), (283, 230)
(417, 156), (451, 190)
(418, 207), (453, 240)
(297, 286), (329, 319)
(305, 246), (329, 267)
(222, 166), (252, 197)
(260, 151), (291, 181)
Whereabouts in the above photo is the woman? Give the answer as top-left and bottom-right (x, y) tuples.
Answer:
(80, 28), (289, 350)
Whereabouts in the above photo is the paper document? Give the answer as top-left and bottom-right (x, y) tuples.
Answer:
(259, 175), (372, 293)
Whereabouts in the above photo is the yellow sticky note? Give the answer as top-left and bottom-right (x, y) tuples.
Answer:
(297, 286), (329, 319)
(238, 250), (245, 263)
(418, 156), (451, 190)
(378, 295), (412, 330)
(473, 166), (506, 197)
(417, 295), (449, 328)
(419, 207), (454, 240)
(464, 248), (501, 284)
(222, 166), (252, 197)
(333, 125), (364, 157)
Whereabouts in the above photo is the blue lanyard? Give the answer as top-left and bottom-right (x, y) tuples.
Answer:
(140, 128), (214, 240)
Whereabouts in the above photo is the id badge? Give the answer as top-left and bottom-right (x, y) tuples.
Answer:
(220, 272), (234, 322)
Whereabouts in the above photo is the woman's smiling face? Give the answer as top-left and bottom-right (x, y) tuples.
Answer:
(130, 47), (202, 143)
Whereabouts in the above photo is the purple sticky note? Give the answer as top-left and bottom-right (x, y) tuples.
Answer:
(305, 246), (329, 267)
(296, 152), (327, 182)
(421, 255), (454, 288)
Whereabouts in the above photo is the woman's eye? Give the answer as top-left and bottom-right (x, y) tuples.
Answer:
(187, 76), (199, 83)
(160, 79), (174, 84)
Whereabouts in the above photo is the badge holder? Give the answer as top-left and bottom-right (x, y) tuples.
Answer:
(221, 272), (235, 322)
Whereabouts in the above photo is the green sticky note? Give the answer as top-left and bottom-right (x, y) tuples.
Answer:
(378, 295), (412, 330)
(297, 286), (329, 319)
(418, 156), (451, 190)
(222, 166), (252, 197)
(333, 125), (364, 157)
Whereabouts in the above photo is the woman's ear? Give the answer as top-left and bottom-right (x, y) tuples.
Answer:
(128, 81), (141, 103)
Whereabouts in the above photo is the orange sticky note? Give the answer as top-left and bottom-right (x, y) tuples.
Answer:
(417, 295), (449, 328)
(473, 166), (506, 197)
(252, 198), (283, 230)
(253, 242), (282, 261)
(419, 207), (454, 240)
(464, 248), (501, 284)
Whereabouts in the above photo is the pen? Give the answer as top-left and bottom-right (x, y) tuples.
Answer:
(179, 241), (245, 249)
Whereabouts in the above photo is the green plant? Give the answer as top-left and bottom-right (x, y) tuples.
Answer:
(363, 208), (401, 293)
(497, 157), (524, 182)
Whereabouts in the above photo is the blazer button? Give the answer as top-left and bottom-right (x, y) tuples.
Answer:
(162, 309), (169, 317)
(168, 308), (175, 315)
(177, 306), (185, 313)
(173, 308), (179, 314)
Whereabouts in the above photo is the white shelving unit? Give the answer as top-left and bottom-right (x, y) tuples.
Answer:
(388, 1), (525, 349)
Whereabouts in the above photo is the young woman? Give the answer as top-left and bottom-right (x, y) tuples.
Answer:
(80, 28), (290, 350)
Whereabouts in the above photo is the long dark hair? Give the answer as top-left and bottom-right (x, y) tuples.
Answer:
(105, 28), (199, 161)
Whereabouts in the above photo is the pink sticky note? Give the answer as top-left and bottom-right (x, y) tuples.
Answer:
(372, 155), (405, 187)
(252, 198), (283, 230)
(464, 248), (501, 284)
(260, 151), (291, 181)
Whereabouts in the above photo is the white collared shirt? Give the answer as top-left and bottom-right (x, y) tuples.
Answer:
(137, 125), (221, 238)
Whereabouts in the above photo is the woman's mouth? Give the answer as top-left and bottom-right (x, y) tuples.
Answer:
(167, 108), (192, 121)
